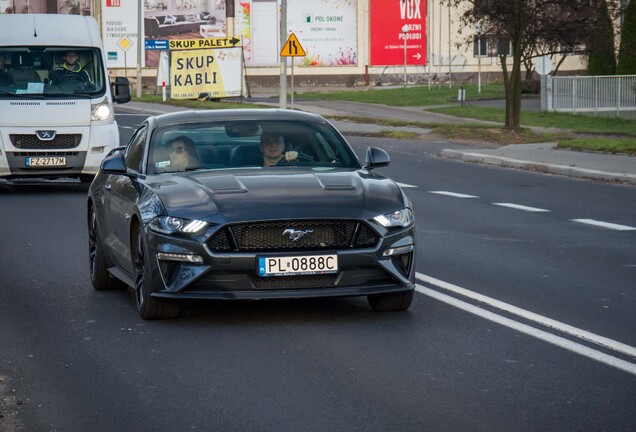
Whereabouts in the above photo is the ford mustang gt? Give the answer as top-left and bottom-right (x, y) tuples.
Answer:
(87, 109), (416, 319)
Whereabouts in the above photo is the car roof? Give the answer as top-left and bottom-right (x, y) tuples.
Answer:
(149, 108), (329, 129)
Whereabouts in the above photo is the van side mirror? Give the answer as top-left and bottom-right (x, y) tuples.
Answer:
(111, 77), (131, 104)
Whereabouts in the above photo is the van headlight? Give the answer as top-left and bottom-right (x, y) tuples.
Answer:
(91, 99), (113, 121)
(373, 208), (415, 228)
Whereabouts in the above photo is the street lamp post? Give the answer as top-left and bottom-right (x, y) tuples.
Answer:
(402, 24), (409, 88)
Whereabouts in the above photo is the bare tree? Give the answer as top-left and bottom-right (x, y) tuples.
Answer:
(448, 0), (597, 130)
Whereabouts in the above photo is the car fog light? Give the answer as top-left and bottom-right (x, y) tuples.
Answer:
(382, 244), (414, 257)
(157, 252), (203, 263)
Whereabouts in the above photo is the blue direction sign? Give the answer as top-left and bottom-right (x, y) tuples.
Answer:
(145, 40), (169, 50)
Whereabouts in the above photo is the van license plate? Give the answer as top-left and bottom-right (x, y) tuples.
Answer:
(26, 157), (67, 167)
(258, 254), (338, 277)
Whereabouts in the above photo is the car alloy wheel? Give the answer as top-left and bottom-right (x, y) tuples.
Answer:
(88, 205), (122, 290)
(132, 225), (180, 320)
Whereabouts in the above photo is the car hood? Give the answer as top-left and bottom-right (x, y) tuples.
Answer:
(147, 169), (406, 222)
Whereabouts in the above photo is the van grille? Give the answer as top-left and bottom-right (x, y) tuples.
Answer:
(10, 134), (81, 149)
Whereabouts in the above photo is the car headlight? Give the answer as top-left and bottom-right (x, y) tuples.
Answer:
(91, 99), (112, 122)
(373, 208), (415, 228)
(149, 216), (209, 235)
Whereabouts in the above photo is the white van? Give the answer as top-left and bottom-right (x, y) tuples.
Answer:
(0, 14), (131, 182)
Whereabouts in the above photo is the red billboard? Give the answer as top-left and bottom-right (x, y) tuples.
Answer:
(370, 0), (427, 66)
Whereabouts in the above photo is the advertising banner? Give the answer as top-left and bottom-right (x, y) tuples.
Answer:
(236, 0), (357, 67)
(170, 48), (242, 99)
(287, 0), (357, 66)
(370, 0), (426, 66)
(102, 0), (143, 68)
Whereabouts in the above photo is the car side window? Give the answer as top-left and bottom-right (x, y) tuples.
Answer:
(125, 126), (147, 173)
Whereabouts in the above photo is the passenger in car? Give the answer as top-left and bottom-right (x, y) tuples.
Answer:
(0, 53), (14, 86)
(260, 133), (298, 166)
(168, 136), (201, 168)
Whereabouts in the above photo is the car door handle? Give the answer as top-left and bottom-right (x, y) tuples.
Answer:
(104, 184), (112, 191)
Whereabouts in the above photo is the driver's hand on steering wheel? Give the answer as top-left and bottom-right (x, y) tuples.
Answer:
(284, 151), (298, 162)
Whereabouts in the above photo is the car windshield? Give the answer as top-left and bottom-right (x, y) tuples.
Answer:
(0, 46), (105, 98)
(147, 119), (362, 174)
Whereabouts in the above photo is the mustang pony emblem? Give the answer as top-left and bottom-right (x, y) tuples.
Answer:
(282, 228), (314, 241)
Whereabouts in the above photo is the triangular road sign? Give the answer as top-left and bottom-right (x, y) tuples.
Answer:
(280, 32), (306, 57)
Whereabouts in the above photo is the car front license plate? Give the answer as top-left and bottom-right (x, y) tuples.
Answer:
(26, 156), (66, 167)
(258, 254), (338, 277)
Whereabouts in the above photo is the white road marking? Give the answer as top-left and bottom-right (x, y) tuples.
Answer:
(416, 272), (636, 359)
(429, 191), (478, 198)
(119, 125), (138, 130)
(416, 283), (636, 376)
(396, 182), (417, 188)
(492, 202), (551, 212)
(571, 219), (636, 231)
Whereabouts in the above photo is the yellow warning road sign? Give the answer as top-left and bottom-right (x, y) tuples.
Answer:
(280, 33), (306, 57)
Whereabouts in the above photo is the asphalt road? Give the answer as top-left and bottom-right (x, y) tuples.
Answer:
(0, 114), (634, 432)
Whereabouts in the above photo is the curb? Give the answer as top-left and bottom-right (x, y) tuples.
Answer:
(440, 149), (636, 185)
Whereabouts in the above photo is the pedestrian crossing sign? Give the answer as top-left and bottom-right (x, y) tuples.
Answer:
(280, 33), (306, 57)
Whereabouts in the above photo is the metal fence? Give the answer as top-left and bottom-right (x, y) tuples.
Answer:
(542, 75), (636, 116)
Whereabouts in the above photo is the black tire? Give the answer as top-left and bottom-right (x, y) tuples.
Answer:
(367, 289), (414, 312)
(132, 225), (180, 320)
(88, 205), (124, 290)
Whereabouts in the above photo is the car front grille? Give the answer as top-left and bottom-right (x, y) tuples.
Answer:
(208, 220), (379, 252)
(10, 134), (81, 149)
(249, 274), (338, 289)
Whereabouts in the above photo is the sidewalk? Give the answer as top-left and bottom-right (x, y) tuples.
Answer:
(118, 96), (636, 186)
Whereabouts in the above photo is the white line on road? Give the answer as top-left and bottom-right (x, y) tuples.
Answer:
(571, 219), (636, 231)
(396, 182), (417, 188)
(492, 203), (551, 212)
(416, 272), (636, 359)
(416, 283), (636, 376)
(429, 191), (478, 198)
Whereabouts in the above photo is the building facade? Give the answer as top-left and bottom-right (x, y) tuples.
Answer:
(1, 0), (590, 89)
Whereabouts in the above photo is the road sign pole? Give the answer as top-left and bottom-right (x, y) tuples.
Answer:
(291, 57), (294, 110)
(279, 0), (287, 109)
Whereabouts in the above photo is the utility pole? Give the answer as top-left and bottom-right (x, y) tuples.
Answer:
(279, 0), (287, 109)
(136, 0), (142, 98)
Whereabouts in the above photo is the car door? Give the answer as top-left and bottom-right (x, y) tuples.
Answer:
(102, 126), (147, 275)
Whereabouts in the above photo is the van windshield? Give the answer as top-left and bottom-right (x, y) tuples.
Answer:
(0, 46), (106, 98)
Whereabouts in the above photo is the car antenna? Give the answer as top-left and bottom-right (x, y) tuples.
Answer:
(33, 15), (38, 37)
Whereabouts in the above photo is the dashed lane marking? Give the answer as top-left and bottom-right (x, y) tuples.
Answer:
(492, 202), (551, 212)
(429, 191), (478, 198)
(571, 219), (636, 231)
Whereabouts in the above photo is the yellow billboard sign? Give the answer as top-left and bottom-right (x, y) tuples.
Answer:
(169, 37), (241, 51)
(170, 48), (242, 99)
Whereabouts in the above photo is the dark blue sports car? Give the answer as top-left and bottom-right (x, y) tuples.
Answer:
(88, 109), (416, 319)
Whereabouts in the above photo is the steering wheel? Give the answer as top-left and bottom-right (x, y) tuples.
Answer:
(58, 74), (88, 84)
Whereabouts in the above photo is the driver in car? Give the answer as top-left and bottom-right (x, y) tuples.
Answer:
(50, 51), (94, 86)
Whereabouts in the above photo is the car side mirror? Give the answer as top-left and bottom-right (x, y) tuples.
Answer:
(111, 77), (131, 104)
(363, 146), (390, 170)
(100, 149), (128, 175)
